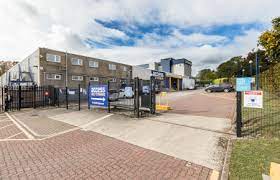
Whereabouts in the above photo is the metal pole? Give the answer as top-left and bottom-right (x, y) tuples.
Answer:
(1, 87), (3, 112)
(78, 84), (81, 111)
(250, 63), (253, 77)
(136, 77), (140, 118)
(88, 82), (90, 110)
(65, 51), (68, 87)
(18, 85), (21, 111)
(255, 51), (259, 90)
(107, 81), (111, 113)
(33, 85), (36, 109)
(236, 61), (242, 137)
(66, 87), (68, 110)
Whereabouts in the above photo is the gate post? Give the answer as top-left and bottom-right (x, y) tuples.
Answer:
(134, 77), (140, 118)
(88, 82), (90, 110)
(78, 84), (81, 111)
(1, 87), (4, 112)
(236, 60), (242, 137)
(33, 85), (36, 109)
(66, 87), (69, 110)
(107, 81), (111, 113)
(18, 85), (21, 111)
(236, 92), (242, 137)
(150, 76), (156, 114)
(4, 86), (8, 112)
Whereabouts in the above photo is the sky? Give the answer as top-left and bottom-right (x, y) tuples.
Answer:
(0, 0), (279, 75)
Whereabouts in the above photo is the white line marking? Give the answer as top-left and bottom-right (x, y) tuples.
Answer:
(5, 113), (34, 139)
(81, 114), (113, 130)
(0, 139), (36, 142)
(0, 124), (14, 130)
(6, 132), (24, 139)
(9, 114), (41, 137)
(41, 127), (80, 140)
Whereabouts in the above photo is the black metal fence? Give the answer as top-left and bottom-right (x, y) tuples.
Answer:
(57, 85), (87, 110)
(0, 85), (56, 112)
(108, 77), (156, 117)
(239, 66), (280, 138)
(0, 84), (85, 112)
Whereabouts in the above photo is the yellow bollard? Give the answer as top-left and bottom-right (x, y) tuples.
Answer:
(156, 92), (171, 111)
(270, 162), (280, 180)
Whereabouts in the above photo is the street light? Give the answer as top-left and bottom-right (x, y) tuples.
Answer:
(242, 69), (245, 77)
(249, 60), (253, 77)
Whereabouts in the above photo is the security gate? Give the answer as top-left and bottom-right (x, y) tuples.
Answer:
(107, 77), (156, 117)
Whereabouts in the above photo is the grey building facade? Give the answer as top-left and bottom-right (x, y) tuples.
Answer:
(0, 48), (132, 88)
(138, 58), (192, 77)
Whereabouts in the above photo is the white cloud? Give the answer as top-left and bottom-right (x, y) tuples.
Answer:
(0, 0), (277, 75)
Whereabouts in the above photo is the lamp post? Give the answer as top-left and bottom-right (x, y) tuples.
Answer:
(242, 69), (245, 77)
(249, 60), (253, 77)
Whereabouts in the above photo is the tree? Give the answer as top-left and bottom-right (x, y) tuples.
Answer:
(197, 69), (217, 81)
(259, 17), (280, 62)
(216, 56), (240, 78)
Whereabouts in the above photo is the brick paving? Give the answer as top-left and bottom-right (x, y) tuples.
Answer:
(169, 92), (235, 119)
(0, 129), (213, 179)
(0, 114), (27, 139)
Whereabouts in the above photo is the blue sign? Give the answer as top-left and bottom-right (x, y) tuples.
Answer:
(236, 77), (252, 92)
(89, 85), (108, 107)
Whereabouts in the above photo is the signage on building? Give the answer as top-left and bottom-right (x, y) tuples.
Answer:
(89, 85), (108, 107)
(236, 77), (253, 92)
(244, 91), (263, 109)
(151, 70), (165, 80)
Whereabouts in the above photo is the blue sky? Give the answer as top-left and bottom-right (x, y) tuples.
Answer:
(0, 0), (279, 74)
(92, 20), (266, 48)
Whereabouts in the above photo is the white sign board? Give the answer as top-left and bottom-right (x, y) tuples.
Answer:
(244, 91), (263, 108)
(124, 87), (133, 97)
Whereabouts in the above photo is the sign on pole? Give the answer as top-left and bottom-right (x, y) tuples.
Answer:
(89, 85), (108, 107)
(236, 77), (252, 92)
(244, 91), (263, 108)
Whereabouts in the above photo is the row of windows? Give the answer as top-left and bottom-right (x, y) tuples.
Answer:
(46, 53), (127, 71)
(46, 74), (118, 82)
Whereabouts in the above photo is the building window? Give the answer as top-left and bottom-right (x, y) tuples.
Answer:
(46, 74), (62, 80)
(89, 61), (99, 68)
(110, 78), (117, 82)
(46, 54), (61, 63)
(89, 77), (99, 82)
(71, 58), (83, 66)
(72, 75), (83, 81)
(123, 66), (127, 71)
(108, 64), (116, 70)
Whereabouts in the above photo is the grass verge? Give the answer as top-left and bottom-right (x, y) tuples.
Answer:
(229, 138), (280, 180)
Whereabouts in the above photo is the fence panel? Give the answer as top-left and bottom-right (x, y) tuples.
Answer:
(0, 87), (4, 113)
(109, 80), (135, 111)
(241, 70), (280, 137)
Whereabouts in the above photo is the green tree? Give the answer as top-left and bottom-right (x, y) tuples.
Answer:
(197, 69), (217, 81)
(259, 17), (280, 62)
(216, 56), (240, 78)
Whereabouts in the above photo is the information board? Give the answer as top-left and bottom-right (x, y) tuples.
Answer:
(244, 91), (263, 109)
(236, 77), (252, 92)
(89, 85), (108, 107)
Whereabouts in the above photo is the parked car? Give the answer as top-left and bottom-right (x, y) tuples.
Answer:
(205, 84), (234, 93)
(109, 89), (119, 101)
(118, 86), (134, 99)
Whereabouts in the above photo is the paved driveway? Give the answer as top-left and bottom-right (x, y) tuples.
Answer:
(0, 109), (213, 179)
